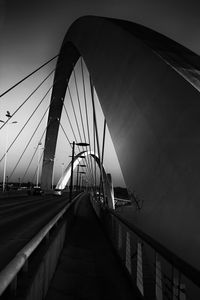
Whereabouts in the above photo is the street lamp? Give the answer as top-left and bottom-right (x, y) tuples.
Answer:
(50, 156), (55, 190)
(76, 164), (86, 190)
(79, 171), (86, 190)
(76, 164), (80, 191)
(36, 142), (44, 187)
(69, 141), (89, 202)
(0, 112), (18, 192)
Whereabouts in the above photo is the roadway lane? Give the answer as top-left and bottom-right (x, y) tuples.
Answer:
(0, 193), (70, 271)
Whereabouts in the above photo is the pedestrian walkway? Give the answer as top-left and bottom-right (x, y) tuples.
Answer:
(45, 193), (141, 300)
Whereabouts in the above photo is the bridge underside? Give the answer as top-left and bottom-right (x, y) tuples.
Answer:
(41, 16), (200, 270)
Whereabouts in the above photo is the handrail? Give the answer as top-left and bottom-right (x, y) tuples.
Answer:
(105, 206), (200, 287)
(0, 194), (80, 295)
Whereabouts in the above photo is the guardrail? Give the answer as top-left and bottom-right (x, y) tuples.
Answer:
(0, 193), (81, 298)
(91, 196), (200, 300)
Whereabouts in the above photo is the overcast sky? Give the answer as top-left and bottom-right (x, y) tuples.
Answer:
(0, 0), (200, 187)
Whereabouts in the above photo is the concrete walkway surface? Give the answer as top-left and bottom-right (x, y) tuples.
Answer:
(45, 193), (141, 300)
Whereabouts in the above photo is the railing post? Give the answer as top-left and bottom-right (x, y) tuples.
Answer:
(93, 204), (200, 300)
(173, 269), (186, 300)
(118, 223), (122, 255)
(136, 241), (144, 296)
(23, 260), (29, 273)
(155, 254), (163, 300)
(125, 232), (132, 274)
(111, 214), (115, 244)
(10, 276), (17, 296)
(45, 231), (50, 243)
(142, 244), (156, 299)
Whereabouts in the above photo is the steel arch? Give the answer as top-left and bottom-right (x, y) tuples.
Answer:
(55, 150), (114, 209)
(41, 16), (200, 269)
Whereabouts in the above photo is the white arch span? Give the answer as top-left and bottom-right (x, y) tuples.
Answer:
(55, 150), (115, 209)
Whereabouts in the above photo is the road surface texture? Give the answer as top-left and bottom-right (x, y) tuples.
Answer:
(0, 193), (69, 271)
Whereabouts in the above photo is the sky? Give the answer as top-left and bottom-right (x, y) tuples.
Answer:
(0, 0), (200, 187)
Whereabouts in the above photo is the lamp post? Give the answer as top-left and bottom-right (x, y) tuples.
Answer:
(79, 171), (86, 190)
(36, 142), (43, 187)
(76, 164), (80, 191)
(0, 112), (18, 192)
(76, 164), (86, 190)
(69, 142), (89, 202)
(51, 156), (55, 190)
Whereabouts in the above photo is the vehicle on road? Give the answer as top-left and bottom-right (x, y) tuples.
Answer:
(27, 186), (43, 196)
(53, 189), (62, 196)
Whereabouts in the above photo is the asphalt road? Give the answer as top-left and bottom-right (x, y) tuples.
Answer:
(0, 193), (70, 271)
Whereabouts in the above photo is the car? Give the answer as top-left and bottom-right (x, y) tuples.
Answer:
(27, 186), (43, 196)
(54, 189), (62, 196)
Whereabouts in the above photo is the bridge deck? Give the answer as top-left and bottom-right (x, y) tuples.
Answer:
(45, 193), (140, 300)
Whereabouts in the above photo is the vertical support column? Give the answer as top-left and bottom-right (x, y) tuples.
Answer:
(125, 232), (132, 274)
(23, 260), (29, 273)
(142, 245), (156, 299)
(179, 283), (186, 300)
(69, 141), (75, 202)
(111, 214), (116, 245)
(173, 270), (186, 300)
(118, 224), (122, 253)
(10, 276), (17, 296)
(137, 242), (144, 296)
(156, 254), (163, 300)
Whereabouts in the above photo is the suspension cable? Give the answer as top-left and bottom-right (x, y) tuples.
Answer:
(62, 100), (91, 180)
(90, 77), (101, 165)
(80, 58), (91, 146)
(0, 82), (54, 164)
(73, 63), (90, 172)
(21, 120), (50, 183)
(94, 121), (97, 192)
(22, 147), (38, 183)
(66, 79), (91, 183)
(66, 84), (82, 157)
(62, 100), (78, 144)
(0, 68), (55, 131)
(8, 91), (53, 180)
(31, 148), (45, 184)
(67, 85), (83, 143)
(100, 118), (107, 197)
(90, 75), (105, 198)
(80, 58), (94, 186)
(58, 121), (93, 188)
(62, 100), (95, 185)
(73, 62), (94, 188)
(67, 84), (93, 183)
(101, 118), (107, 164)
(72, 65), (92, 177)
(0, 55), (58, 98)
(19, 73), (64, 182)
(73, 65), (87, 144)
(74, 60), (94, 184)
(59, 122), (71, 145)
(61, 87), (93, 186)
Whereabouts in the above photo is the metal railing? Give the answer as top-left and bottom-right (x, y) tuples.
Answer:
(0, 193), (81, 298)
(91, 196), (200, 300)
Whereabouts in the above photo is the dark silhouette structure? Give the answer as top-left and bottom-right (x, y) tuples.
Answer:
(41, 16), (200, 271)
